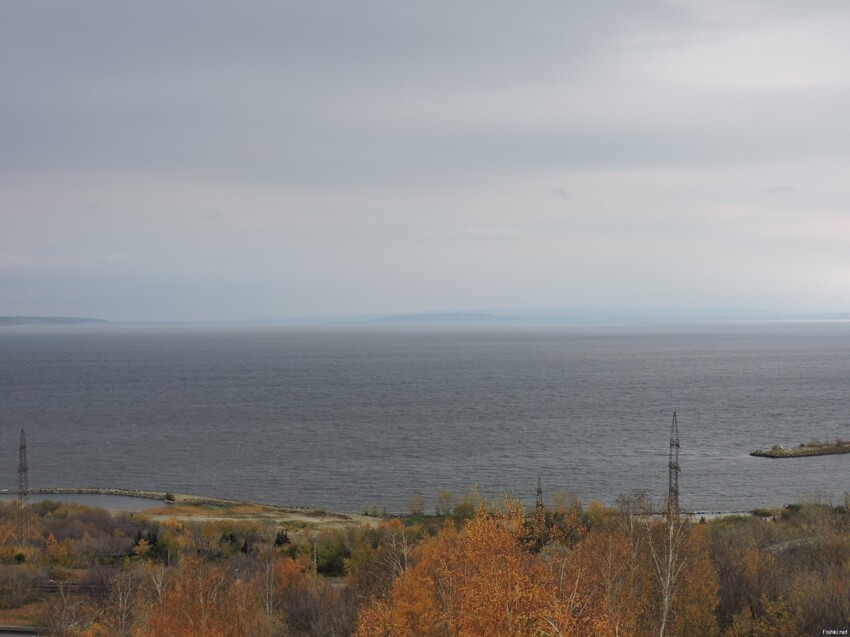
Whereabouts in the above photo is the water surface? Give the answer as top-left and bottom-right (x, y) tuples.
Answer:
(1, 321), (848, 513)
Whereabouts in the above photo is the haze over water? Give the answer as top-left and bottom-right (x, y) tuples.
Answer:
(1, 321), (849, 514)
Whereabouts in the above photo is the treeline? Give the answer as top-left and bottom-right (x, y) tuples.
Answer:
(1, 494), (849, 636)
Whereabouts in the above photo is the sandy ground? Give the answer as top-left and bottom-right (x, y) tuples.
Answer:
(26, 487), (383, 530)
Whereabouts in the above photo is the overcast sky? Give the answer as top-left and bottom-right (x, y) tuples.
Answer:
(2, 1), (850, 321)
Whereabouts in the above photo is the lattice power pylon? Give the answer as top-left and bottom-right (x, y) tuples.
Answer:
(536, 476), (544, 515)
(667, 412), (680, 518)
(534, 476), (547, 545)
(18, 428), (30, 545)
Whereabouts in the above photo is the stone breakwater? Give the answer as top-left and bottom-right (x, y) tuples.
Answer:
(750, 444), (850, 459)
(14, 486), (351, 519)
(26, 487), (172, 501)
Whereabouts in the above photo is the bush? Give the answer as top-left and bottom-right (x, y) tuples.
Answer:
(405, 492), (425, 517)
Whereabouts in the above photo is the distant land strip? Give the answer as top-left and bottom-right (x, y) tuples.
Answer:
(0, 316), (108, 326)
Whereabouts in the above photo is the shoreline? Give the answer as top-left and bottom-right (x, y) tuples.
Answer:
(6, 487), (757, 521)
(5, 487), (380, 530)
(18, 487), (345, 516)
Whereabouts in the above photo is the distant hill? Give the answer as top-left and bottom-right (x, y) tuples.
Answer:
(0, 316), (109, 326)
(375, 312), (513, 323)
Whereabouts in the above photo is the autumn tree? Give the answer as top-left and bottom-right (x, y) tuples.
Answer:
(725, 595), (799, 637)
(405, 493), (425, 517)
(646, 514), (691, 637)
(140, 556), (275, 637)
(435, 490), (454, 517)
(275, 553), (357, 636)
(79, 571), (142, 637)
(354, 506), (599, 637)
(571, 524), (641, 636)
(347, 518), (419, 602)
(41, 580), (87, 637)
(631, 511), (719, 637)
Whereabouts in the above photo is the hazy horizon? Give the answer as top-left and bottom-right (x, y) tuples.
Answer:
(4, 306), (850, 326)
(3, 1), (850, 321)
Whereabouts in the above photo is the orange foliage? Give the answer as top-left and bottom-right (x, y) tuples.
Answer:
(0, 520), (18, 546)
(139, 556), (273, 637)
(668, 528), (720, 637)
(570, 524), (642, 636)
(274, 553), (316, 602)
(356, 508), (721, 637)
(355, 508), (600, 637)
(43, 533), (74, 565)
(726, 595), (799, 637)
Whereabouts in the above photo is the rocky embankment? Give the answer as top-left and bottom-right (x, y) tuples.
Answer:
(750, 443), (850, 458)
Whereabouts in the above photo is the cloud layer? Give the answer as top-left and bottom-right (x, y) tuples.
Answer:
(2, 1), (850, 320)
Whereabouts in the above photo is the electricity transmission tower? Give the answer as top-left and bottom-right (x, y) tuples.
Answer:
(534, 476), (547, 545)
(18, 428), (30, 545)
(535, 476), (544, 515)
(667, 412), (680, 518)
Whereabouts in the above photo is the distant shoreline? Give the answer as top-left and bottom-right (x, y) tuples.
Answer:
(6, 313), (850, 327)
(0, 316), (108, 326)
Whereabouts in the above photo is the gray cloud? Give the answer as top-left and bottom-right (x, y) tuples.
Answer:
(2, 1), (850, 319)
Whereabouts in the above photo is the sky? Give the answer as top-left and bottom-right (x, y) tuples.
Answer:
(2, 0), (850, 321)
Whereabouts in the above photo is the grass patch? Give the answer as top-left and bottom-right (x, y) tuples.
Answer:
(751, 508), (776, 518)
